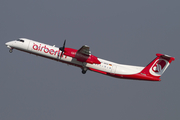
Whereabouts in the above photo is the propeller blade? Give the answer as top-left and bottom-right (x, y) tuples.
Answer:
(59, 39), (66, 58)
(63, 39), (66, 48)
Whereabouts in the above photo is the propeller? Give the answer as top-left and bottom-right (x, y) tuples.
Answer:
(59, 39), (66, 58)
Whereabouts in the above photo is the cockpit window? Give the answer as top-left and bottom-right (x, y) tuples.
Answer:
(17, 39), (24, 42)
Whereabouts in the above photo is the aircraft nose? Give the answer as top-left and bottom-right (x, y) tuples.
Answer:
(5, 42), (9, 46)
(5, 41), (13, 48)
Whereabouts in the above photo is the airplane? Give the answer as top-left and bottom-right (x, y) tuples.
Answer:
(5, 38), (175, 81)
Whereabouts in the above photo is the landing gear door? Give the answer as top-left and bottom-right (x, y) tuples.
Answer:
(111, 65), (117, 74)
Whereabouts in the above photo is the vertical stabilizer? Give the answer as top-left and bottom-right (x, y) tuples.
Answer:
(140, 53), (175, 80)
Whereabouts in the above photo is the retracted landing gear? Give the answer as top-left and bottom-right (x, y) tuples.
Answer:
(82, 67), (87, 74)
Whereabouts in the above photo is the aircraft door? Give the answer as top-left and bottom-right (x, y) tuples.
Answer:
(28, 41), (34, 51)
(111, 65), (117, 74)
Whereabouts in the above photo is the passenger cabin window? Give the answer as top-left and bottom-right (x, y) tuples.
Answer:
(17, 39), (24, 42)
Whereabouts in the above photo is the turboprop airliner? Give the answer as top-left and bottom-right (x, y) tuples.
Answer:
(5, 38), (175, 81)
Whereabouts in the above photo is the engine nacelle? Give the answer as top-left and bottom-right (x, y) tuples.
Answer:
(64, 48), (101, 64)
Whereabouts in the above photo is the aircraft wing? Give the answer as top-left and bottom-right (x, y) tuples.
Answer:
(75, 45), (100, 64)
(77, 45), (91, 55)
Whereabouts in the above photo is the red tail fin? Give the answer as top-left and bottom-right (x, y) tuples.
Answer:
(140, 53), (175, 80)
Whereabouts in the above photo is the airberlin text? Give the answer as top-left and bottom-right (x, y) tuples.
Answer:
(33, 43), (60, 56)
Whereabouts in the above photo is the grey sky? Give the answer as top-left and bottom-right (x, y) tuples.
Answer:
(1, 0), (179, 120)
